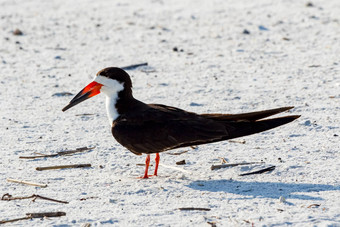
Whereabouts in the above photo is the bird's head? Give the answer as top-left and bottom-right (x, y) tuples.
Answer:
(62, 67), (132, 112)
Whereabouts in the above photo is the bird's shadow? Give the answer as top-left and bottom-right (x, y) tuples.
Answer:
(186, 180), (340, 202)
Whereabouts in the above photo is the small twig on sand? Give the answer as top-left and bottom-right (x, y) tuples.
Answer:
(75, 113), (95, 116)
(20, 153), (58, 159)
(218, 157), (228, 164)
(179, 207), (211, 211)
(79, 196), (99, 201)
(57, 147), (95, 156)
(36, 164), (91, 171)
(26, 212), (66, 218)
(239, 166), (276, 176)
(176, 160), (186, 165)
(211, 162), (264, 170)
(167, 150), (189, 155)
(307, 204), (320, 208)
(0, 212), (65, 224)
(136, 164), (153, 166)
(121, 63), (148, 70)
(1, 193), (68, 204)
(19, 146), (95, 159)
(0, 216), (30, 224)
(7, 178), (47, 188)
(228, 140), (246, 144)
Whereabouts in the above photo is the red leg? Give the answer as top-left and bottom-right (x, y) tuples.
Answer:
(153, 153), (160, 176)
(141, 154), (150, 179)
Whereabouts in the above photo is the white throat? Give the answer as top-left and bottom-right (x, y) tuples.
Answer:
(94, 75), (124, 125)
(105, 95), (119, 125)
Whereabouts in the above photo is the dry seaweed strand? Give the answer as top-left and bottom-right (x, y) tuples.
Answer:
(211, 162), (264, 170)
(19, 146), (95, 159)
(0, 216), (30, 224)
(1, 193), (69, 204)
(26, 212), (66, 218)
(121, 62), (148, 70)
(239, 166), (276, 176)
(178, 207), (211, 211)
(0, 212), (65, 224)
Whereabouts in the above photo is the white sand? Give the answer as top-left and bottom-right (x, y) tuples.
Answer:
(1, 0), (339, 226)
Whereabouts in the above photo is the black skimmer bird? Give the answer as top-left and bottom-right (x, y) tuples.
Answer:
(62, 67), (300, 178)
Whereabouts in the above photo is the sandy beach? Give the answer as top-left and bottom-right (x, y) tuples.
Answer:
(1, 0), (339, 226)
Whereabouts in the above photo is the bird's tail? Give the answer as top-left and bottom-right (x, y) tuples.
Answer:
(174, 114), (300, 149)
(222, 115), (300, 140)
(173, 107), (300, 149)
(202, 106), (300, 139)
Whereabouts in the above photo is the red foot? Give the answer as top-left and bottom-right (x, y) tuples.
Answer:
(138, 174), (155, 179)
(138, 153), (161, 179)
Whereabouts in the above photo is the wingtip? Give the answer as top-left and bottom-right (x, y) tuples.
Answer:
(282, 106), (294, 111)
(290, 115), (301, 119)
(62, 105), (69, 112)
(273, 115), (301, 123)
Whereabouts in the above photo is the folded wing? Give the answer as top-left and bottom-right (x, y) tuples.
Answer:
(112, 105), (299, 155)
